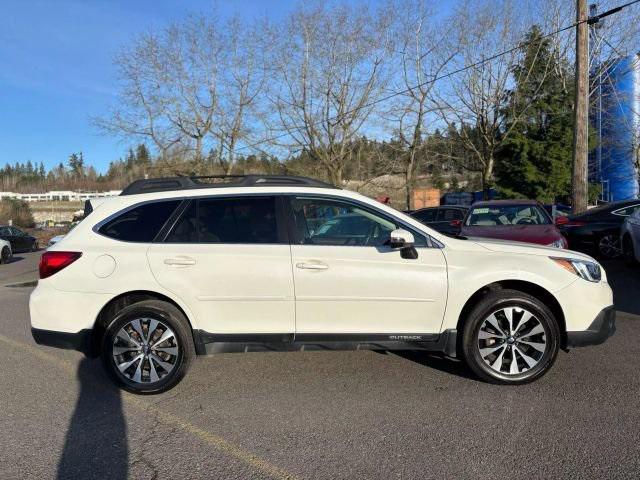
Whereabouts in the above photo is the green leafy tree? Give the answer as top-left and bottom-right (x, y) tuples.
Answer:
(495, 26), (574, 203)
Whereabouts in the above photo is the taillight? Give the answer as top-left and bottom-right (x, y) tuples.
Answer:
(564, 220), (586, 227)
(39, 251), (82, 279)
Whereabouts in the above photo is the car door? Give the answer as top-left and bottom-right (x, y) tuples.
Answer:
(629, 209), (640, 257)
(147, 195), (295, 336)
(7, 227), (24, 251)
(10, 227), (28, 250)
(287, 196), (448, 336)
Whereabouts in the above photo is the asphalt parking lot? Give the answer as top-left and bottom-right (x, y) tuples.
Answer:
(1, 252), (640, 479)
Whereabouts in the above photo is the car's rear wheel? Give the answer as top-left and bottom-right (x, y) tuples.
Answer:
(0, 247), (10, 264)
(597, 233), (621, 259)
(31, 240), (38, 252)
(101, 299), (194, 394)
(462, 289), (560, 385)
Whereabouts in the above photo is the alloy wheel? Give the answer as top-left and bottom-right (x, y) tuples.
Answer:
(598, 234), (621, 258)
(112, 318), (179, 384)
(477, 307), (547, 376)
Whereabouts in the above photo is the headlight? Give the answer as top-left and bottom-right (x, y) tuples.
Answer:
(547, 239), (565, 248)
(551, 257), (602, 282)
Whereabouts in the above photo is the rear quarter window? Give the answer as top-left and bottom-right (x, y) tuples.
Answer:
(98, 200), (181, 242)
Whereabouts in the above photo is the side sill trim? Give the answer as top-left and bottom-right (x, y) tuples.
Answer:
(192, 330), (458, 357)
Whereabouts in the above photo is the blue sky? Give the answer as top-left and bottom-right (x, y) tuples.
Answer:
(0, 0), (297, 173)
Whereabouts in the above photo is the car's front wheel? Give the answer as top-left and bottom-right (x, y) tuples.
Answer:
(0, 247), (10, 264)
(462, 289), (560, 385)
(597, 233), (622, 259)
(101, 299), (194, 394)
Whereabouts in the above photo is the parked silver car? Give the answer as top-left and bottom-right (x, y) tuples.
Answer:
(621, 208), (640, 265)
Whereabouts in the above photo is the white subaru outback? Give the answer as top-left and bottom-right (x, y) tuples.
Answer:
(30, 175), (615, 394)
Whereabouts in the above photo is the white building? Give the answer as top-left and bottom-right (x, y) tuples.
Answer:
(0, 190), (122, 202)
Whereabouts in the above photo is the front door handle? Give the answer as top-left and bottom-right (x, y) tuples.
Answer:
(296, 262), (329, 270)
(164, 257), (196, 266)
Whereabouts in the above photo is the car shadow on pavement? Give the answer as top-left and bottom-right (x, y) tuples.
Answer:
(5, 256), (24, 264)
(57, 358), (128, 480)
(390, 351), (480, 382)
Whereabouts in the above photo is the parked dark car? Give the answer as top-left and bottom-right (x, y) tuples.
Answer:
(459, 200), (567, 248)
(559, 199), (640, 258)
(409, 206), (468, 235)
(0, 225), (38, 252)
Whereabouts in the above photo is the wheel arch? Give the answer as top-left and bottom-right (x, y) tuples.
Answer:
(455, 280), (567, 352)
(90, 290), (195, 357)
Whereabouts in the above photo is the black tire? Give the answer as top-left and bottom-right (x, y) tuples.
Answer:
(31, 240), (38, 252)
(596, 232), (622, 259)
(462, 289), (560, 385)
(623, 234), (638, 267)
(101, 299), (195, 394)
(0, 247), (10, 264)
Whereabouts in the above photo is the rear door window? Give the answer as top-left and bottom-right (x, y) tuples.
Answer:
(98, 200), (181, 242)
(437, 208), (464, 221)
(165, 196), (280, 244)
(413, 209), (437, 222)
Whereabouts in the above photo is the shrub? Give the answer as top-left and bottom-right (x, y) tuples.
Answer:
(0, 199), (35, 228)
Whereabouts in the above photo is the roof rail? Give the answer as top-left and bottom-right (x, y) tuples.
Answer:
(120, 175), (338, 196)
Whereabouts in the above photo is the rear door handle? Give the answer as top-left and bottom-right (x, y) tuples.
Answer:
(296, 262), (329, 270)
(164, 257), (196, 266)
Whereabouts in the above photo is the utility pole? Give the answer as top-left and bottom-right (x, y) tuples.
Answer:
(572, 0), (589, 214)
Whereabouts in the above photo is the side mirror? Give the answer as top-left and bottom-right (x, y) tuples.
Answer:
(389, 228), (415, 249)
(555, 216), (569, 226)
(450, 219), (462, 228)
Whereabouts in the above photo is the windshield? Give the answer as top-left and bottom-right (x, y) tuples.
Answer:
(466, 205), (551, 226)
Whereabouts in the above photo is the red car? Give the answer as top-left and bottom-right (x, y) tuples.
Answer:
(453, 200), (568, 248)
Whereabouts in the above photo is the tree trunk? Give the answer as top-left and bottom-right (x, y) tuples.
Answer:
(482, 155), (494, 200)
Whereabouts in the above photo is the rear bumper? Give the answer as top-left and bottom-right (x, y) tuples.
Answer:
(31, 327), (93, 355)
(565, 306), (616, 348)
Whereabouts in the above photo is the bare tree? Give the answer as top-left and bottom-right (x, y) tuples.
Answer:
(431, 0), (560, 196)
(212, 17), (267, 174)
(385, 0), (456, 209)
(266, 3), (393, 185)
(96, 13), (265, 174)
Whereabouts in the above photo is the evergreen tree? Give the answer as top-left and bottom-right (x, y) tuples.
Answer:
(495, 26), (574, 203)
(68, 153), (85, 179)
(125, 148), (136, 169)
(135, 144), (151, 166)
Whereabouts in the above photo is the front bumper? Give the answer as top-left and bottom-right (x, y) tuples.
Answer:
(565, 306), (616, 348)
(31, 328), (93, 355)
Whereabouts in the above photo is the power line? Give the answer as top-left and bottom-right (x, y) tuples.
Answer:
(236, 0), (640, 155)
